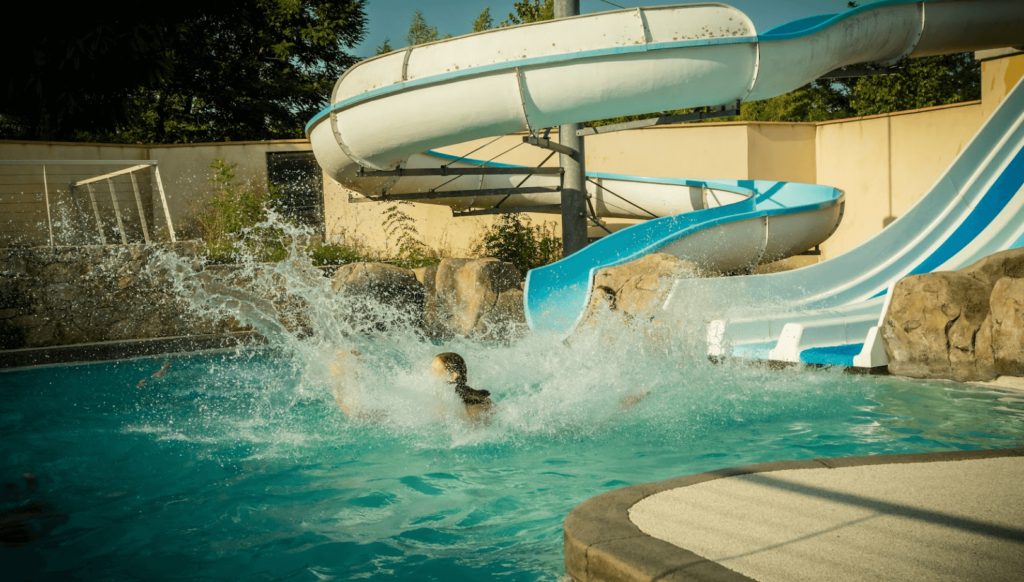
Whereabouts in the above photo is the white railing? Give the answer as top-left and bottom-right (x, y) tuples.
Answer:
(0, 160), (176, 246)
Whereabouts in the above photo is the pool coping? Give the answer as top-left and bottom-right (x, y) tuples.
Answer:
(0, 331), (264, 370)
(563, 447), (1024, 582)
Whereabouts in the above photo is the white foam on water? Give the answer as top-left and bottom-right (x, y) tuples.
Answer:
(138, 213), (881, 455)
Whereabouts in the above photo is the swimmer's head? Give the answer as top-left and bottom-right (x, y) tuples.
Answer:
(431, 352), (467, 386)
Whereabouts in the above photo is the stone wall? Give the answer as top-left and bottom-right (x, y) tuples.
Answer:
(881, 248), (1024, 382)
(0, 243), (241, 350)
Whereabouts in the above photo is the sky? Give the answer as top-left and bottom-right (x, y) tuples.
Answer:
(353, 0), (858, 57)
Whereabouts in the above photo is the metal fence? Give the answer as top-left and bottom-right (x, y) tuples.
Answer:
(0, 160), (176, 247)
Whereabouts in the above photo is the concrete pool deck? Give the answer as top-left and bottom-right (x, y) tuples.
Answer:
(564, 447), (1024, 582)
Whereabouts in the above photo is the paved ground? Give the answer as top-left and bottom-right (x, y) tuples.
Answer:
(564, 448), (1024, 582)
(630, 457), (1024, 581)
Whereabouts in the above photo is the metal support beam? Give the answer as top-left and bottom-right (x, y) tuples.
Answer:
(454, 204), (562, 217)
(71, 164), (152, 187)
(522, 135), (577, 156)
(357, 166), (562, 178)
(130, 172), (151, 245)
(576, 101), (740, 137)
(106, 178), (128, 245)
(371, 186), (559, 202)
(153, 165), (176, 243)
(85, 184), (107, 245)
(42, 165), (54, 246)
(555, 0), (588, 257)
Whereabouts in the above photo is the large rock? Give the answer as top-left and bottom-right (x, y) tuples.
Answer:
(584, 253), (704, 323)
(959, 247), (1024, 286)
(422, 258), (527, 341)
(881, 272), (994, 382)
(989, 277), (1024, 376)
(331, 262), (425, 332)
(881, 248), (1024, 382)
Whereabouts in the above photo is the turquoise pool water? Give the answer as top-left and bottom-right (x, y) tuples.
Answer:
(3, 344), (1023, 581)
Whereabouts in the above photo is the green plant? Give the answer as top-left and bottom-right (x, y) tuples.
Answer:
(308, 241), (368, 266)
(195, 158), (288, 263)
(474, 212), (561, 277)
(381, 200), (440, 270)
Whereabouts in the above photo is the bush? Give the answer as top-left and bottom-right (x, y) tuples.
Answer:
(475, 212), (561, 277)
(308, 242), (368, 266)
(381, 200), (440, 270)
(194, 159), (288, 263)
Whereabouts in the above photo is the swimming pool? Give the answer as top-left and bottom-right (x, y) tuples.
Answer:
(3, 338), (1022, 581)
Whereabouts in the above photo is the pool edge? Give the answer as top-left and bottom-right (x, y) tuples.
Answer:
(564, 447), (1024, 582)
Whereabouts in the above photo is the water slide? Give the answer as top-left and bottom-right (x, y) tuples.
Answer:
(306, 1), (1024, 340)
(670, 75), (1024, 369)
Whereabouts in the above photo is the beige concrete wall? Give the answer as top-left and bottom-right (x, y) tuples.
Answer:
(814, 102), (983, 260)
(0, 139), (313, 245)
(148, 140), (311, 238)
(0, 141), (151, 246)
(747, 123), (817, 183)
(981, 54), (1024, 120)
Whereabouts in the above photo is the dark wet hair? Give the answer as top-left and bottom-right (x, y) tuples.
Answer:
(435, 352), (490, 404)
(435, 352), (467, 384)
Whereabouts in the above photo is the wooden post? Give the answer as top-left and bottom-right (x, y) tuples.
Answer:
(106, 178), (128, 245)
(86, 183), (107, 245)
(129, 171), (151, 244)
(554, 0), (588, 257)
(42, 165), (54, 246)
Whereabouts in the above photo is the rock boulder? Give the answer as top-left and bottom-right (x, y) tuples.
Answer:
(331, 262), (425, 332)
(423, 258), (527, 341)
(989, 277), (1024, 376)
(881, 247), (1024, 382)
(881, 272), (995, 382)
(584, 253), (704, 322)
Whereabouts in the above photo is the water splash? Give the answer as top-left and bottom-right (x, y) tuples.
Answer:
(139, 213), (888, 454)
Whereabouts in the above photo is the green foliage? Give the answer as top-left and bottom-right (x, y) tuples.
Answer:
(473, 7), (494, 32)
(375, 37), (394, 55)
(196, 159), (288, 263)
(381, 201), (439, 269)
(308, 241), (368, 266)
(849, 54), (981, 115)
(739, 54), (980, 123)
(500, 0), (554, 26)
(1, 1), (367, 142)
(407, 10), (440, 46)
(474, 213), (561, 277)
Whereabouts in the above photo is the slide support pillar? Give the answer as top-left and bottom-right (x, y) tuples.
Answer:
(555, 0), (589, 257)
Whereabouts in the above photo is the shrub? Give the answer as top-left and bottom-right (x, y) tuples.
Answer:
(382, 201), (440, 270)
(474, 212), (561, 277)
(308, 241), (368, 266)
(193, 159), (288, 263)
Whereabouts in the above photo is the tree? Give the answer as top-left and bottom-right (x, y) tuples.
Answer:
(500, 0), (554, 26)
(406, 10), (440, 46)
(473, 7), (494, 32)
(376, 38), (394, 55)
(849, 54), (980, 115)
(740, 55), (979, 123)
(0, 1), (367, 143)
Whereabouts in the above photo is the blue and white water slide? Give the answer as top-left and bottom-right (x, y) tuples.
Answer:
(307, 1), (1024, 363)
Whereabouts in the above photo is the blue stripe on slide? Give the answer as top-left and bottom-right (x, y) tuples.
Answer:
(865, 142), (1024, 301)
(799, 343), (863, 367)
(907, 143), (1024, 276)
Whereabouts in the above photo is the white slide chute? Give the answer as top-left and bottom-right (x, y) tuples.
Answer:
(307, 1), (1024, 340)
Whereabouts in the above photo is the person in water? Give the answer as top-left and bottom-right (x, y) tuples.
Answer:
(431, 352), (494, 420)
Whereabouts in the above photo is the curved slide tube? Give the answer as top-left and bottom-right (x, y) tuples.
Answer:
(664, 74), (1024, 369)
(307, 0), (1024, 339)
(525, 181), (844, 336)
